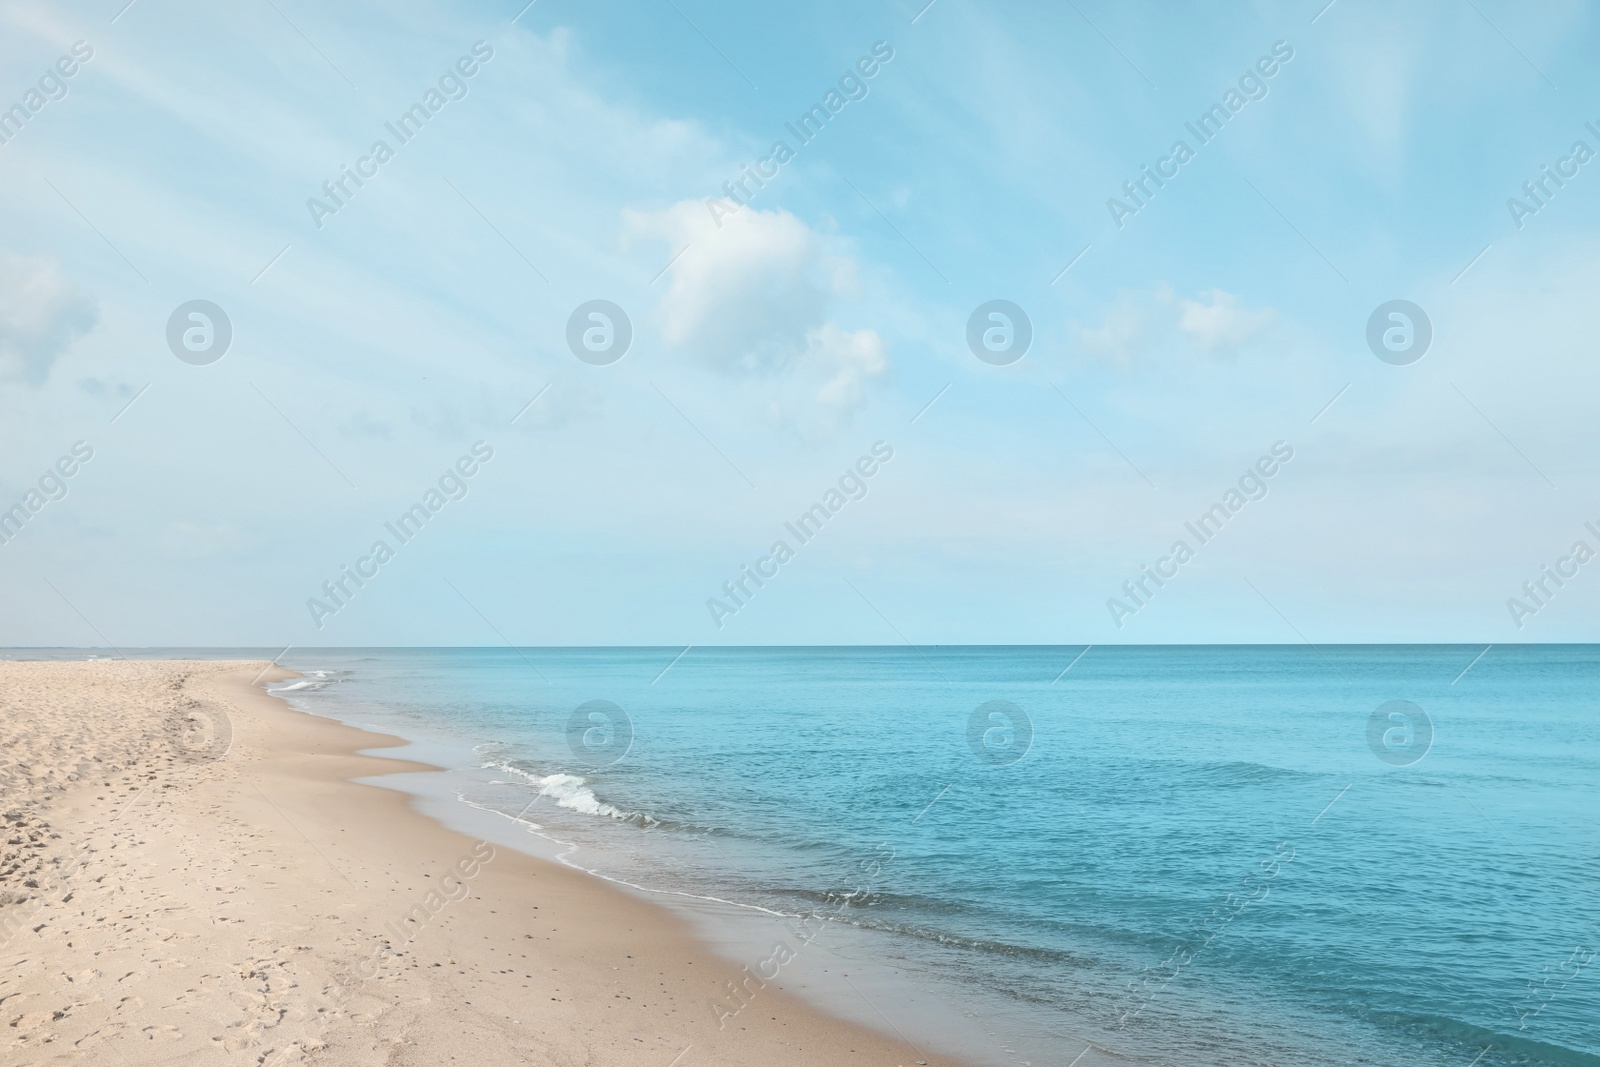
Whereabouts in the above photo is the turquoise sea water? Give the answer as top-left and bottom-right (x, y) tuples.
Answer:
(252, 645), (1599, 1066)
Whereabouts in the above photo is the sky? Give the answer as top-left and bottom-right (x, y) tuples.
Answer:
(2, 0), (1598, 648)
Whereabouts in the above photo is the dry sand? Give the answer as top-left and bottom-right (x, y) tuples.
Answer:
(0, 660), (958, 1066)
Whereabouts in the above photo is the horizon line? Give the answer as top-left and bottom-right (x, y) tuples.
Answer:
(4, 642), (1595, 651)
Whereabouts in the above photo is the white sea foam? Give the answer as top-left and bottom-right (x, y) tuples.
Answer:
(269, 670), (342, 694)
(452, 792), (792, 921)
(535, 773), (632, 819)
(270, 679), (325, 693)
(491, 762), (635, 821)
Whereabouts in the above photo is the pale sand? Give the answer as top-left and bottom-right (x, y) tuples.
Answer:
(0, 660), (957, 1066)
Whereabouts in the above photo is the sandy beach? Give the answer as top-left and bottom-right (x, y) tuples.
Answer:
(0, 660), (955, 1066)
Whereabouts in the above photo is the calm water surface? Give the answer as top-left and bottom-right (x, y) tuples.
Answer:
(244, 645), (1600, 1067)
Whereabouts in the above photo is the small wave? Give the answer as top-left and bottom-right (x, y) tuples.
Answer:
(534, 773), (633, 819)
(455, 791), (795, 922)
(491, 762), (639, 822)
(270, 679), (328, 693)
(1174, 759), (1317, 787)
(1363, 1008), (1600, 1067)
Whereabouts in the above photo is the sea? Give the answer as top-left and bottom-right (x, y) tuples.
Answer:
(28, 644), (1600, 1067)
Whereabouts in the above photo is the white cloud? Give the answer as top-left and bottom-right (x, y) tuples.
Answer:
(811, 323), (888, 408)
(1072, 285), (1274, 365)
(1178, 289), (1275, 351)
(0, 254), (96, 387)
(1073, 288), (1161, 365)
(624, 199), (888, 412)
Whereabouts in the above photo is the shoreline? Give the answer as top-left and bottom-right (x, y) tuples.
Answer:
(265, 672), (1038, 1067)
(277, 694), (1068, 1067)
(0, 659), (973, 1066)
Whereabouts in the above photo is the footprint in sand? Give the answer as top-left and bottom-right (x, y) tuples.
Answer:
(73, 1022), (124, 1048)
(9, 1009), (52, 1030)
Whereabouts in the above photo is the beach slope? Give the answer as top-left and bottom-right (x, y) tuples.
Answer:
(0, 660), (949, 1066)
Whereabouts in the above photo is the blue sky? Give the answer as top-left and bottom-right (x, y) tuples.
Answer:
(2, 0), (1598, 647)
